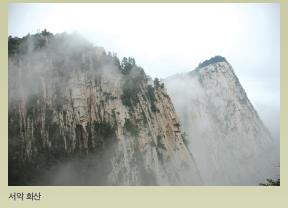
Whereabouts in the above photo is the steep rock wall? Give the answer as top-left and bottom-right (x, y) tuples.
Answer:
(8, 33), (201, 185)
(165, 60), (278, 185)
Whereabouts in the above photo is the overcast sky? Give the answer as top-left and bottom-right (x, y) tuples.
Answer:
(8, 3), (280, 140)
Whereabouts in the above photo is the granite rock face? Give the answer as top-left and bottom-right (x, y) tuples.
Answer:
(165, 59), (278, 185)
(8, 33), (201, 185)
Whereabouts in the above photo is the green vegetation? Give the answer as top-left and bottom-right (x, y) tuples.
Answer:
(91, 121), (117, 150)
(120, 57), (146, 108)
(9, 30), (157, 185)
(147, 85), (156, 102)
(147, 84), (159, 113)
(259, 178), (280, 186)
(8, 29), (53, 56)
(8, 36), (22, 56)
(197, 55), (227, 69)
(93, 121), (116, 140)
(121, 79), (141, 107)
(124, 118), (139, 136)
(120, 57), (135, 74)
(154, 78), (160, 88)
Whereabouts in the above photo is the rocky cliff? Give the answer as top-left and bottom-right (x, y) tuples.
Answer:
(8, 32), (201, 185)
(165, 57), (278, 185)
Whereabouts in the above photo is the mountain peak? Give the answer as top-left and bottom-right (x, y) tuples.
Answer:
(196, 55), (227, 69)
(165, 58), (276, 185)
(8, 32), (202, 185)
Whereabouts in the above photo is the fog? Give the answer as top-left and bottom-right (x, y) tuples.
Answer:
(8, 33), (127, 185)
(9, 3), (280, 151)
(8, 3), (280, 185)
(9, 32), (122, 103)
(165, 65), (279, 185)
(33, 143), (117, 186)
(9, 32), (201, 185)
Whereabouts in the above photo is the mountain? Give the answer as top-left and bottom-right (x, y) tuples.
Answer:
(165, 56), (279, 185)
(8, 31), (201, 185)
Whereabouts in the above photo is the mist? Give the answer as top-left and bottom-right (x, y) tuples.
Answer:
(9, 31), (205, 185)
(164, 62), (279, 185)
(9, 4), (280, 147)
(8, 3), (280, 186)
(8, 32), (125, 185)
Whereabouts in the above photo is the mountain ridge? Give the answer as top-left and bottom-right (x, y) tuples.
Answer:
(8, 31), (278, 186)
(165, 59), (278, 185)
(8, 31), (202, 185)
